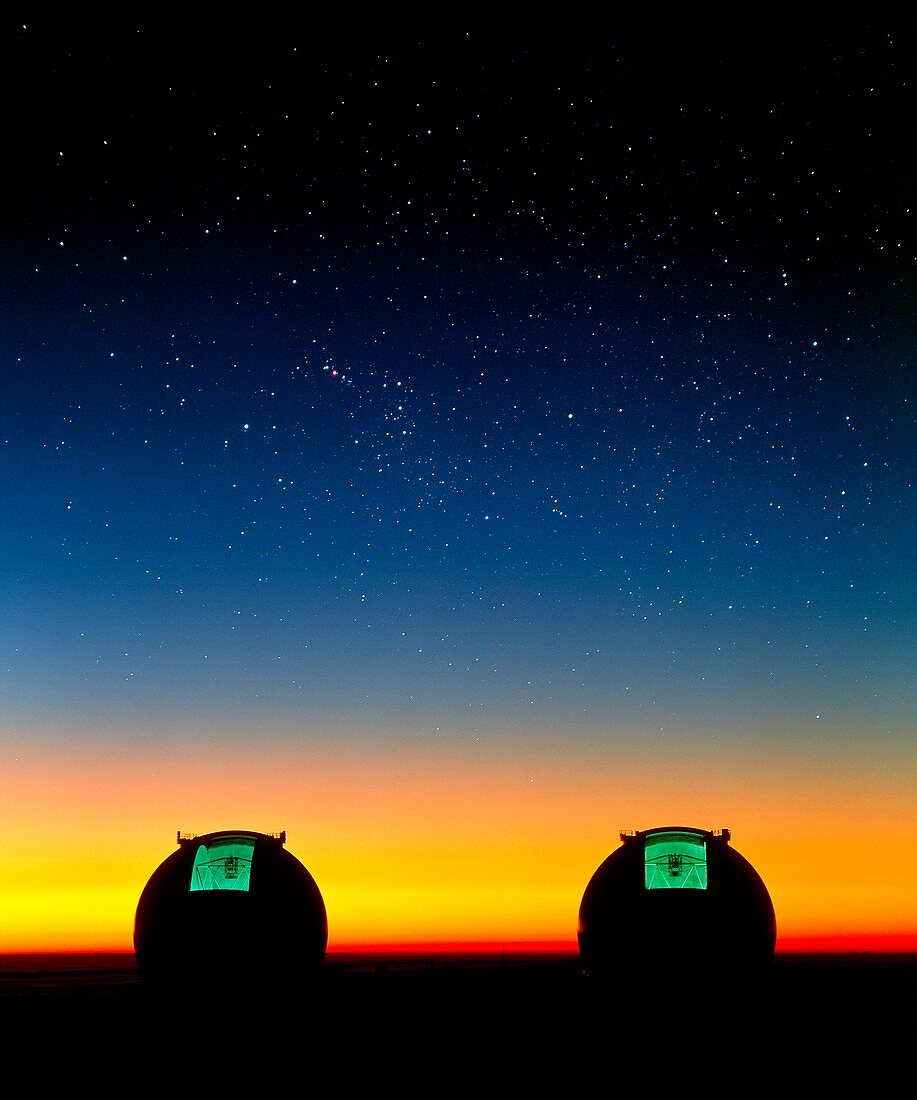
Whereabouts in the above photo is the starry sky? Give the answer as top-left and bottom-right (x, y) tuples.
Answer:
(1, 16), (914, 951)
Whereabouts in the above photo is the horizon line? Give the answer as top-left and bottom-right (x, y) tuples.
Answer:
(3, 933), (917, 957)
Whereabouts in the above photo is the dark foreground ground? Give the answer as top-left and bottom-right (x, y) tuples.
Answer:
(1, 951), (912, 1089)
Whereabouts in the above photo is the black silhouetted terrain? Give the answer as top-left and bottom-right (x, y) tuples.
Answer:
(0, 950), (911, 1089)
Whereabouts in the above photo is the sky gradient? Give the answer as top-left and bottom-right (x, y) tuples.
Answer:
(1, 16), (913, 952)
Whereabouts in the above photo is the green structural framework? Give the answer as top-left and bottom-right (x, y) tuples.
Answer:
(189, 834), (256, 892)
(644, 830), (708, 890)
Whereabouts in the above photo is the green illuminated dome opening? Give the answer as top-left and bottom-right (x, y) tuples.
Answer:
(189, 834), (256, 892)
(644, 829), (708, 890)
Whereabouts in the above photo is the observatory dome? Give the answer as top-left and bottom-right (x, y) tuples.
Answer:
(578, 826), (775, 985)
(134, 830), (327, 990)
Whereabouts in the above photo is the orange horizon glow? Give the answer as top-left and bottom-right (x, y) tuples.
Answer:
(2, 724), (915, 954)
(3, 935), (917, 959)
(330, 933), (917, 956)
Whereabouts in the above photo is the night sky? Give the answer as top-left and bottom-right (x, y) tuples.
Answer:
(2, 16), (913, 949)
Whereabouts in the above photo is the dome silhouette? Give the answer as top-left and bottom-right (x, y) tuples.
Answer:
(134, 830), (327, 991)
(578, 826), (775, 985)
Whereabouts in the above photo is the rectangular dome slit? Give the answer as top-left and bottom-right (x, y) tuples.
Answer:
(189, 835), (256, 892)
(644, 831), (707, 890)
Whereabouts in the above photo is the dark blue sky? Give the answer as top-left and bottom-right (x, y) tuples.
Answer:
(2, 16), (912, 750)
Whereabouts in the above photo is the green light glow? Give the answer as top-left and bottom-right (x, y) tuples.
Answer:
(190, 835), (255, 892)
(644, 831), (707, 889)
